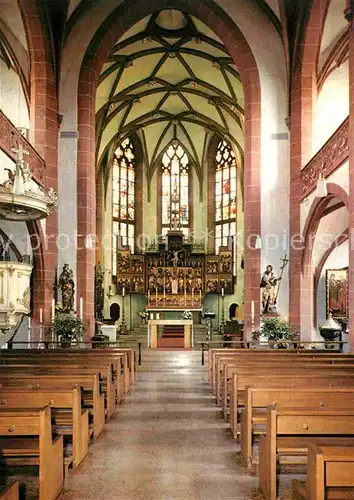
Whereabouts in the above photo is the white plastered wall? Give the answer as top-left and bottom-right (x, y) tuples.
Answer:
(313, 61), (349, 155)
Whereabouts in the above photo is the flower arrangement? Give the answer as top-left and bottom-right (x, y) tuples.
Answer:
(137, 310), (149, 319)
(181, 310), (193, 320)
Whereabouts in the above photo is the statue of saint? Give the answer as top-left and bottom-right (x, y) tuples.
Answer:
(59, 263), (75, 313)
(95, 263), (104, 321)
(260, 264), (281, 314)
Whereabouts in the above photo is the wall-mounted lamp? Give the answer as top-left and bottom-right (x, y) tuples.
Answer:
(255, 235), (262, 250)
(315, 173), (327, 198)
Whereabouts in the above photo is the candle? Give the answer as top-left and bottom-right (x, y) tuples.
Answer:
(155, 288), (158, 303)
(192, 287), (194, 303)
(148, 290), (151, 302)
(39, 308), (43, 324)
(251, 300), (255, 323)
(79, 297), (83, 321)
(199, 290), (202, 302)
(221, 287), (224, 297)
(184, 288), (187, 305)
(51, 299), (55, 321)
(122, 287), (125, 297)
(28, 317), (31, 329)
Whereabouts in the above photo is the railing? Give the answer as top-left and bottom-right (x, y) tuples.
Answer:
(198, 340), (348, 365)
(5, 340), (143, 366)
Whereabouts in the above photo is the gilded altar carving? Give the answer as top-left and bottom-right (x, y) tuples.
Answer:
(301, 118), (349, 199)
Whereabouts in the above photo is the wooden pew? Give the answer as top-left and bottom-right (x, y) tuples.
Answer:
(218, 357), (354, 410)
(0, 386), (89, 469)
(0, 482), (19, 500)
(240, 387), (354, 467)
(230, 372), (354, 439)
(220, 361), (354, 418)
(1, 349), (134, 397)
(0, 373), (104, 439)
(209, 350), (354, 393)
(292, 445), (354, 499)
(258, 407), (354, 500)
(0, 363), (116, 419)
(0, 406), (63, 500)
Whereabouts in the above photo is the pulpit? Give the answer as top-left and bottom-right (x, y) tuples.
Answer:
(148, 319), (193, 348)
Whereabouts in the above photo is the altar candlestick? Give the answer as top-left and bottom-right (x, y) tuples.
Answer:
(79, 297), (83, 321)
(39, 308), (43, 324)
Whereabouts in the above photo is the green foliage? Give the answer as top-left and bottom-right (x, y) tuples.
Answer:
(53, 313), (84, 342)
(260, 317), (295, 343)
(252, 317), (295, 347)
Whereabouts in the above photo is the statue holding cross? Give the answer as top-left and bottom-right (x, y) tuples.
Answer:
(260, 254), (289, 314)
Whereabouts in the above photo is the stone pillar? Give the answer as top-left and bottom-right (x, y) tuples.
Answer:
(345, 1), (354, 351)
(19, 0), (58, 335)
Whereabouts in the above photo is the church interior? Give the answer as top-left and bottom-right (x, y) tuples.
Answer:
(0, 0), (353, 499)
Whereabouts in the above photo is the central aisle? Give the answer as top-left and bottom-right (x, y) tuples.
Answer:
(59, 352), (261, 499)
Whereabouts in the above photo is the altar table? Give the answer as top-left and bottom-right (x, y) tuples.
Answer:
(148, 319), (193, 348)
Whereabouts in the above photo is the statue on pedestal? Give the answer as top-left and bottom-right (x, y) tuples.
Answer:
(260, 255), (289, 315)
(260, 265), (281, 314)
(59, 263), (75, 313)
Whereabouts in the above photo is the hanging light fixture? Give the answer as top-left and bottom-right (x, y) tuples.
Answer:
(315, 173), (327, 198)
(255, 235), (262, 250)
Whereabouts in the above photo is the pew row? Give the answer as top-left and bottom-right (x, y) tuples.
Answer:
(0, 483), (19, 500)
(0, 373), (104, 439)
(292, 445), (354, 499)
(0, 406), (63, 500)
(258, 407), (354, 500)
(240, 387), (354, 467)
(0, 363), (116, 419)
(0, 386), (89, 469)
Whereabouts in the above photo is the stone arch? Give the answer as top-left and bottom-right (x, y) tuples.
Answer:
(300, 182), (348, 338)
(77, 0), (261, 336)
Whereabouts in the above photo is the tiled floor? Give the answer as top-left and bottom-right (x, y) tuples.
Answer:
(59, 352), (295, 500)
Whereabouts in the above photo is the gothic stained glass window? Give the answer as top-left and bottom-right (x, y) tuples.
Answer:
(112, 138), (135, 274)
(215, 139), (237, 255)
(161, 141), (189, 237)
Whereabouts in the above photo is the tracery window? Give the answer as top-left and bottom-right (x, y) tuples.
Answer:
(112, 138), (135, 274)
(161, 141), (189, 237)
(215, 139), (237, 254)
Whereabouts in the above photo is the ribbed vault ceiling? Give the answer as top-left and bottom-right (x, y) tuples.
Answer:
(95, 10), (245, 179)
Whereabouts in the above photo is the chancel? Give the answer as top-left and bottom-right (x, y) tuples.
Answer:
(0, 1), (354, 499)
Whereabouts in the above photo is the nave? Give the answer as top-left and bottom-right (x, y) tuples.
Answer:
(58, 352), (292, 500)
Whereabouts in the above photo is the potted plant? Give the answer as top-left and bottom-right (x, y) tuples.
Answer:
(255, 317), (295, 349)
(53, 313), (84, 348)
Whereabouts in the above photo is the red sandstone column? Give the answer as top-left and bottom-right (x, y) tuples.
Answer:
(289, 0), (324, 337)
(20, 0), (58, 337)
(345, 2), (354, 351)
